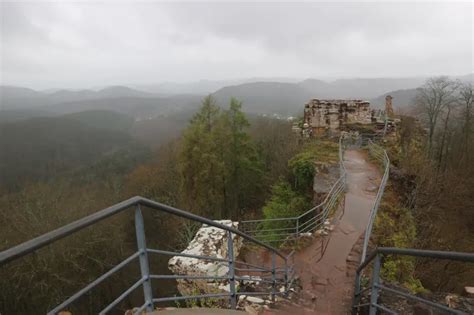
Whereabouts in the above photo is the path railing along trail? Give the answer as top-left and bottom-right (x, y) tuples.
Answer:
(240, 135), (349, 245)
(351, 137), (474, 315)
(0, 133), (473, 315)
(0, 197), (294, 314)
(243, 133), (473, 314)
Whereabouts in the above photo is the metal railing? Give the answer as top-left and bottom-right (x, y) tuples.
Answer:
(352, 247), (474, 315)
(0, 196), (294, 314)
(352, 135), (474, 314)
(360, 139), (391, 262)
(240, 135), (350, 246)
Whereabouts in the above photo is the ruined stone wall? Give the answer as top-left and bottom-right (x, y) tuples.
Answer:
(303, 99), (371, 134)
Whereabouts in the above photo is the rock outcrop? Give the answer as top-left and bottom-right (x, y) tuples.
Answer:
(168, 220), (243, 296)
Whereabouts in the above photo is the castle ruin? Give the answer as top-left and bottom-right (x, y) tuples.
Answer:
(303, 99), (372, 135)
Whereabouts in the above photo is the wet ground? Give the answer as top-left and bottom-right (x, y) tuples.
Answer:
(151, 308), (244, 314)
(245, 149), (381, 315)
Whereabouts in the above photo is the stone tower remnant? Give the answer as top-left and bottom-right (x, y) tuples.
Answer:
(385, 95), (394, 117)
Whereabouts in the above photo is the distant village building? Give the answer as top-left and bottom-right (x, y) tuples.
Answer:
(303, 99), (372, 135)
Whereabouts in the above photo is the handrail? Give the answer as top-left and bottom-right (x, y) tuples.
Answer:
(352, 247), (474, 315)
(360, 139), (391, 262)
(0, 196), (285, 264)
(352, 133), (474, 315)
(0, 196), (288, 314)
(0, 196), (142, 265)
(240, 135), (349, 245)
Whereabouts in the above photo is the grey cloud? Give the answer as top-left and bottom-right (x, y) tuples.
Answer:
(1, 2), (472, 89)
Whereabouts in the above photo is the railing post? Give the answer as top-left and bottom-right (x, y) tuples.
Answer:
(227, 230), (237, 309)
(271, 251), (276, 303)
(369, 254), (381, 315)
(352, 270), (361, 315)
(134, 204), (154, 312)
(295, 219), (299, 247)
(284, 257), (288, 296)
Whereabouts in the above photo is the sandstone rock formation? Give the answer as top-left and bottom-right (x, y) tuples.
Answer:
(303, 99), (371, 136)
(168, 220), (243, 296)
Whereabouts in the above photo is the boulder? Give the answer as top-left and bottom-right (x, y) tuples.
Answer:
(246, 296), (265, 304)
(463, 286), (474, 298)
(313, 163), (340, 196)
(168, 220), (243, 296)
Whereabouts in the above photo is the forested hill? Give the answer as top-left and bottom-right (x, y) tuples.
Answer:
(61, 110), (134, 131)
(1, 85), (203, 122)
(0, 115), (139, 191)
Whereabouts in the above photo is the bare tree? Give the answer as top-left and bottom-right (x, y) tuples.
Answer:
(416, 77), (458, 157)
(458, 82), (473, 164)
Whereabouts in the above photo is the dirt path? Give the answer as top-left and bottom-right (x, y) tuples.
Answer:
(273, 149), (381, 315)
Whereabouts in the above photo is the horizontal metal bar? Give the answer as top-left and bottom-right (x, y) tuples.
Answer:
(377, 284), (466, 314)
(241, 216), (298, 223)
(371, 303), (399, 315)
(251, 235), (294, 242)
(353, 302), (371, 309)
(0, 196), (142, 265)
(250, 232), (295, 240)
(138, 198), (287, 259)
(299, 219), (324, 234)
(254, 237), (293, 243)
(1, 196), (287, 266)
(377, 247), (474, 262)
(298, 215), (322, 229)
(234, 260), (272, 271)
(47, 251), (141, 315)
(243, 226), (297, 234)
(234, 276), (275, 284)
(99, 277), (145, 314)
(147, 248), (229, 263)
(153, 293), (230, 303)
(252, 231), (295, 239)
(237, 291), (285, 297)
(355, 286), (371, 297)
(234, 267), (273, 273)
(150, 274), (230, 281)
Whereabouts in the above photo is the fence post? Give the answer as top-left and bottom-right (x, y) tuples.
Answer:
(284, 257), (288, 296)
(352, 270), (361, 315)
(271, 251), (276, 303)
(227, 230), (237, 309)
(134, 204), (154, 312)
(295, 219), (299, 247)
(369, 254), (381, 315)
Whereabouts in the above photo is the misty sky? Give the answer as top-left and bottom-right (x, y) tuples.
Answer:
(1, 1), (473, 89)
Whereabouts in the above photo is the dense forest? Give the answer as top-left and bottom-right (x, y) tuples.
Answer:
(0, 96), (321, 314)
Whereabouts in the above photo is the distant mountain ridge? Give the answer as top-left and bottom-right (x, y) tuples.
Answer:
(211, 77), (427, 115)
(1, 84), (203, 122)
(0, 85), (159, 110)
(2, 74), (472, 117)
(212, 74), (472, 114)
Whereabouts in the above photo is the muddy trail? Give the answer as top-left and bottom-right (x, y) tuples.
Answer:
(241, 149), (381, 315)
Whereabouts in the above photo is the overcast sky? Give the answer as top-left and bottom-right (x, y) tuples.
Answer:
(1, 1), (473, 89)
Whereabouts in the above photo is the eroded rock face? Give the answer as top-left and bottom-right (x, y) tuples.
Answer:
(303, 99), (372, 135)
(168, 220), (243, 296)
(313, 162), (340, 199)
